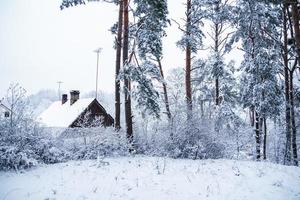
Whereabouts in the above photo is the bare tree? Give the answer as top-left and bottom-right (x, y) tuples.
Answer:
(4, 83), (27, 134)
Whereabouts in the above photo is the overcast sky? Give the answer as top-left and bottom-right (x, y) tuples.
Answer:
(0, 0), (242, 98)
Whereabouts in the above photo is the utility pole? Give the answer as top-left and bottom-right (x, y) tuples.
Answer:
(94, 47), (102, 100)
(57, 81), (63, 101)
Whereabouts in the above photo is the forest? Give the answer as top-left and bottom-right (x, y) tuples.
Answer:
(59, 0), (299, 166)
(0, 0), (300, 199)
(0, 0), (299, 169)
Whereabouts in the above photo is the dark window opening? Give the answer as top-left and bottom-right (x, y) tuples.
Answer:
(4, 111), (10, 118)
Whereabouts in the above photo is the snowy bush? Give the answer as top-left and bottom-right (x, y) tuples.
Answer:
(0, 123), (67, 171)
(166, 121), (225, 159)
(33, 137), (68, 164)
(134, 114), (227, 159)
(61, 127), (129, 160)
(0, 84), (67, 171)
(0, 146), (37, 171)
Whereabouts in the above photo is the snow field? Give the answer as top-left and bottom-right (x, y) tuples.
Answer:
(0, 156), (300, 200)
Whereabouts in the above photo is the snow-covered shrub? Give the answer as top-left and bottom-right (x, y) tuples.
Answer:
(0, 84), (67, 171)
(62, 127), (129, 160)
(33, 137), (68, 164)
(0, 121), (67, 171)
(134, 114), (226, 159)
(0, 146), (37, 171)
(166, 121), (225, 159)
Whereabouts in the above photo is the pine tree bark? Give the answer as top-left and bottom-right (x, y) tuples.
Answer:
(263, 117), (267, 160)
(283, 6), (292, 165)
(114, 0), (123, 130)
(186, 0), (192, 119)
(255, 111), (261, 161)
(289, 0), (299, 166)
(214, 6), (220, 106)
(157, 58), (171, 120)
(289, 71), (298, 166)
(215, 78), (219, 105)
(123, 0), (133, 147)
(290, 0), (300, 62)
(250, 107), (255, 127)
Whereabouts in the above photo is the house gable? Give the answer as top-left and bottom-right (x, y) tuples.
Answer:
(70, 99), (114, 128)
(38, 98), (113, 128)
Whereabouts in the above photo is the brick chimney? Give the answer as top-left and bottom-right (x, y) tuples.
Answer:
(62, 94), (68, 105)
(70, 90), (80, 105)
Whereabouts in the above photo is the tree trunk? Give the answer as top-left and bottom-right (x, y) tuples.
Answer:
(263, 117), (267, 160)
(214, 20), (220, 106)
(114, 0), (123, 130)
(290, 0), (300, 61)
(186, 0), (192, 119)
(250, 106), (255, 127)
(283, 6), (292, 165)
(157, 58), (171, 120)
(289, 0), (299, 166)
(123, 0), (133, 148)
(289, 71), (298, 166)
(255, 111), (261, 161)
(215, 78), (219, 105)
(200, 100), (204, 118)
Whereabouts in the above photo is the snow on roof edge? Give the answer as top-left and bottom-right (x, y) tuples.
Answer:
(37, 98), (95, 128)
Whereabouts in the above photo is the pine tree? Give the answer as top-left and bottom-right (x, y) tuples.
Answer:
(282, 1), (298, 166)
(262, 0), (299, 166)
(204, 0), (234, 106)
(231, 0), (283, 160)
(120, 61), (161, 118)
(286, 0), (299, 167)
(288, 0), (300, 62)
(177, 0), (205, 119)
(122, 0), (134, 149)
(134, 0), (171, 119)
(114, 0), (123, 130)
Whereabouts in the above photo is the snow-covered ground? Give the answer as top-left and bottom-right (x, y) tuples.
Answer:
(0, 156), (300, 200)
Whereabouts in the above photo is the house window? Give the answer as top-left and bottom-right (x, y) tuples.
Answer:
(4, 111), (9, 118)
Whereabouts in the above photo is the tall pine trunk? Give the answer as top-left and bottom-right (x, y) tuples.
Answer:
(250, 107), (255, 127)
(186, 0), (192, 119)
(263, 117), (267, 160)
(114, 0), (123, 130)
(215, 78), (219, 105)
(123, 0), (133, 148)
(290, 0), (300, 62)
(255, 111), (261, 160)
(214, 6), (220, 106)
(289, 71), (298, 166)
(157, 58), (171, 120)
(289, 0), (299, 166)
(283, 6), (292, 165)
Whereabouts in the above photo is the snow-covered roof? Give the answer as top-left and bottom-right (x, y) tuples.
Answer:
(37, 98), (95, 128)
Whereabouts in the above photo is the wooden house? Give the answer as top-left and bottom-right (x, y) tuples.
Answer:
(38, 90), (114, 131)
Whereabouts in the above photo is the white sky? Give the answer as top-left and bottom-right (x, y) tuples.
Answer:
(0, 0), (242, 97)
